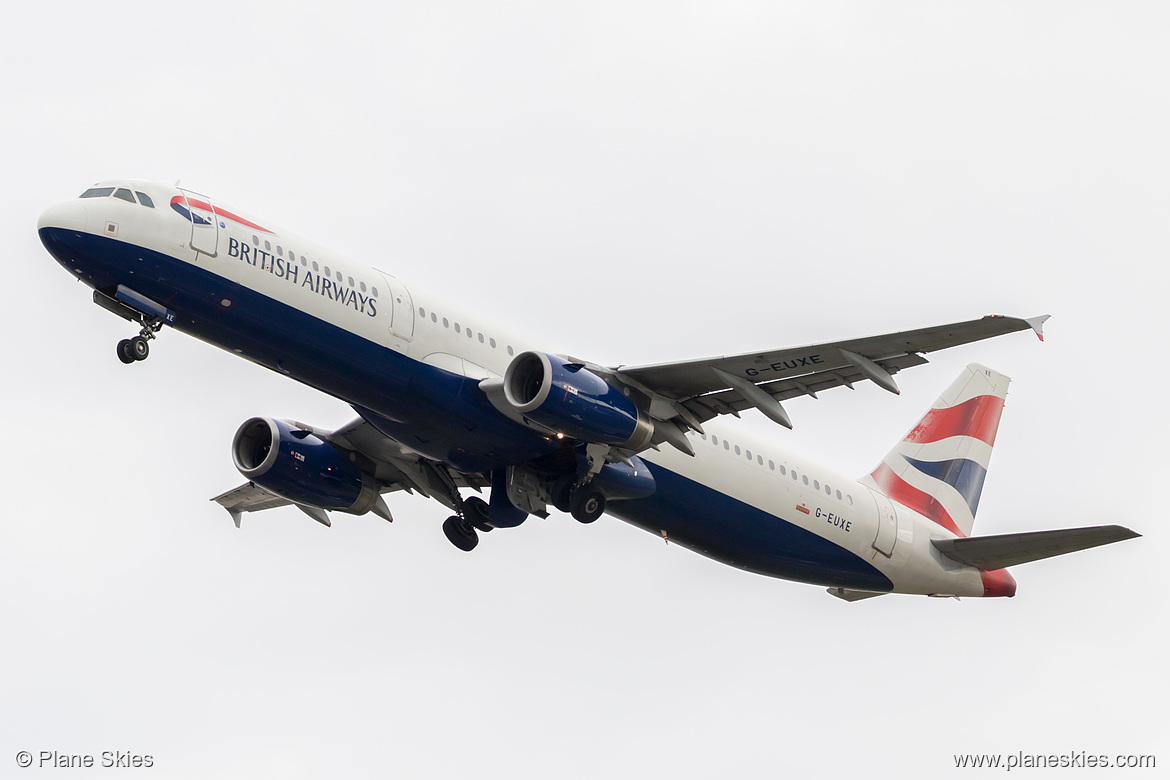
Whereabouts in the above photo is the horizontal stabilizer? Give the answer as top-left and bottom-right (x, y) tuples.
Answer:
(932, 525), (1139, 570)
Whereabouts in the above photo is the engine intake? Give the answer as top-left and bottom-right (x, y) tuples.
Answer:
(232, 417), (383, 515)
(502, 351), (654, 449)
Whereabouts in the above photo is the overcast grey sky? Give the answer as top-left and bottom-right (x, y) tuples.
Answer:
(4, 2), (1167, 777)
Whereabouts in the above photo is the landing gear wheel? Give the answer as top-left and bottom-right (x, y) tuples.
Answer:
(570, 488), (606, 524)
(129, 335), (150, 361)
(550, 477), (574, 513)
(463, 496), (493, 532)
(443, 515), (479, 551)
(117, 339), (136, 364)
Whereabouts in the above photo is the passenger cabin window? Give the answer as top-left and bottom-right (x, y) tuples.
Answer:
(113, 188), (136, 204)
(80, 187), (114, 198)
(135, 192), (155, 208)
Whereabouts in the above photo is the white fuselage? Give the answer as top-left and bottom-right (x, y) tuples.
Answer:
(39, 180), (995, 597)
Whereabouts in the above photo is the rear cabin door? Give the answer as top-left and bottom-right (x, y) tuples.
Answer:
(180, 189), (219, 258)
(869, 490), (899, 557)
(378, 271), (415, 341)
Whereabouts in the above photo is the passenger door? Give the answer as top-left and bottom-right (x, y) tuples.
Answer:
(378, 271), (415, 341)
(179, 189), (219, 258)
(869, 489), (898, 557)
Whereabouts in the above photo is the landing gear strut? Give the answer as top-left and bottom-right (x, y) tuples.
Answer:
(116, 317), (162, 364)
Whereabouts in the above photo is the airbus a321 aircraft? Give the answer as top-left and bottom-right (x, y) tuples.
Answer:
(38, 180), (1138, 600)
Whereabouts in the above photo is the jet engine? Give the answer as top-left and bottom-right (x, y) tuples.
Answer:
(503, 351), (654, 450)
(231, 417), (384, 515)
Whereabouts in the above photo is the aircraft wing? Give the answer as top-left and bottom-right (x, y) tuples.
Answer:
(212, 482), (293, 527)
(615, 315), (1049, 430)
(211, 414), (490, 527)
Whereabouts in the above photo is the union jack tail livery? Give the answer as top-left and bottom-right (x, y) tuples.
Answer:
(863, 363), (1008, 538)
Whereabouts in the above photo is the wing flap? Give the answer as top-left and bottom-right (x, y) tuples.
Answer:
(685, 352), (930, 424)
(932, 525), (1140, 570)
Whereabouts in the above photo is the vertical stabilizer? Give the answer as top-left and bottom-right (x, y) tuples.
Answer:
(861, 364), (1010, 537)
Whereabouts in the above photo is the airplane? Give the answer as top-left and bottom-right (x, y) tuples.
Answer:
(37, 180), (1139, 600)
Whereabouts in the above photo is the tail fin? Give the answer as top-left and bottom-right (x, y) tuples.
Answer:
(861, 363), (1009, 537)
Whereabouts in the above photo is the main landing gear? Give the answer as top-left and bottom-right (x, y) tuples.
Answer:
(551, 476), (608, 524)
(116, 318), (162, 364)
(442, 496), (492, 552)
(569, 487), (606, 524)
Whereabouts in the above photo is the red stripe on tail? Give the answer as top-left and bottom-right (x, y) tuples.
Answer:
(869, 462), (965, 537)
(904, 394), (1005, 447)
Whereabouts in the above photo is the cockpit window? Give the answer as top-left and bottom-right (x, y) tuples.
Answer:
(80, 187), (115, 199)
(113, 188), (136, 204)
(135, 192), (155, 208)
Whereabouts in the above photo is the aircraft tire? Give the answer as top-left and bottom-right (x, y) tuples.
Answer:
(117, 339), (136, 364)
(443, 516), (479, 551)
(550, 477), (573, 513)
(463, 496), (493, 532)
(570, 488), (606, 524)
(130, 336), (150, 361)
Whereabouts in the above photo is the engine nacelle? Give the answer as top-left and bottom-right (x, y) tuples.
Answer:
(503, 351), (654, 449)
(231, 417), (382, 515)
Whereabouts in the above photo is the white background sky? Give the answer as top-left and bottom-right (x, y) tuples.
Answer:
(4, 2), (1167, 777)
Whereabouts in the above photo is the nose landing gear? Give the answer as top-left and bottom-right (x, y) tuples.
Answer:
(116, 318), (162, 364)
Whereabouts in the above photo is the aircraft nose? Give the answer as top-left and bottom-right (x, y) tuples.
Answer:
(38, 199), (87, 235)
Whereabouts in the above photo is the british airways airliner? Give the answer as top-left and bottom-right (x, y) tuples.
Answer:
(38, 180), (1138, 600)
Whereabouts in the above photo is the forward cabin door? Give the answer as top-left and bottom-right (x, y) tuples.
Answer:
(378, 271), (415, 342)
(869, 490), (898, 557)
(180, 189), (219, 258)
